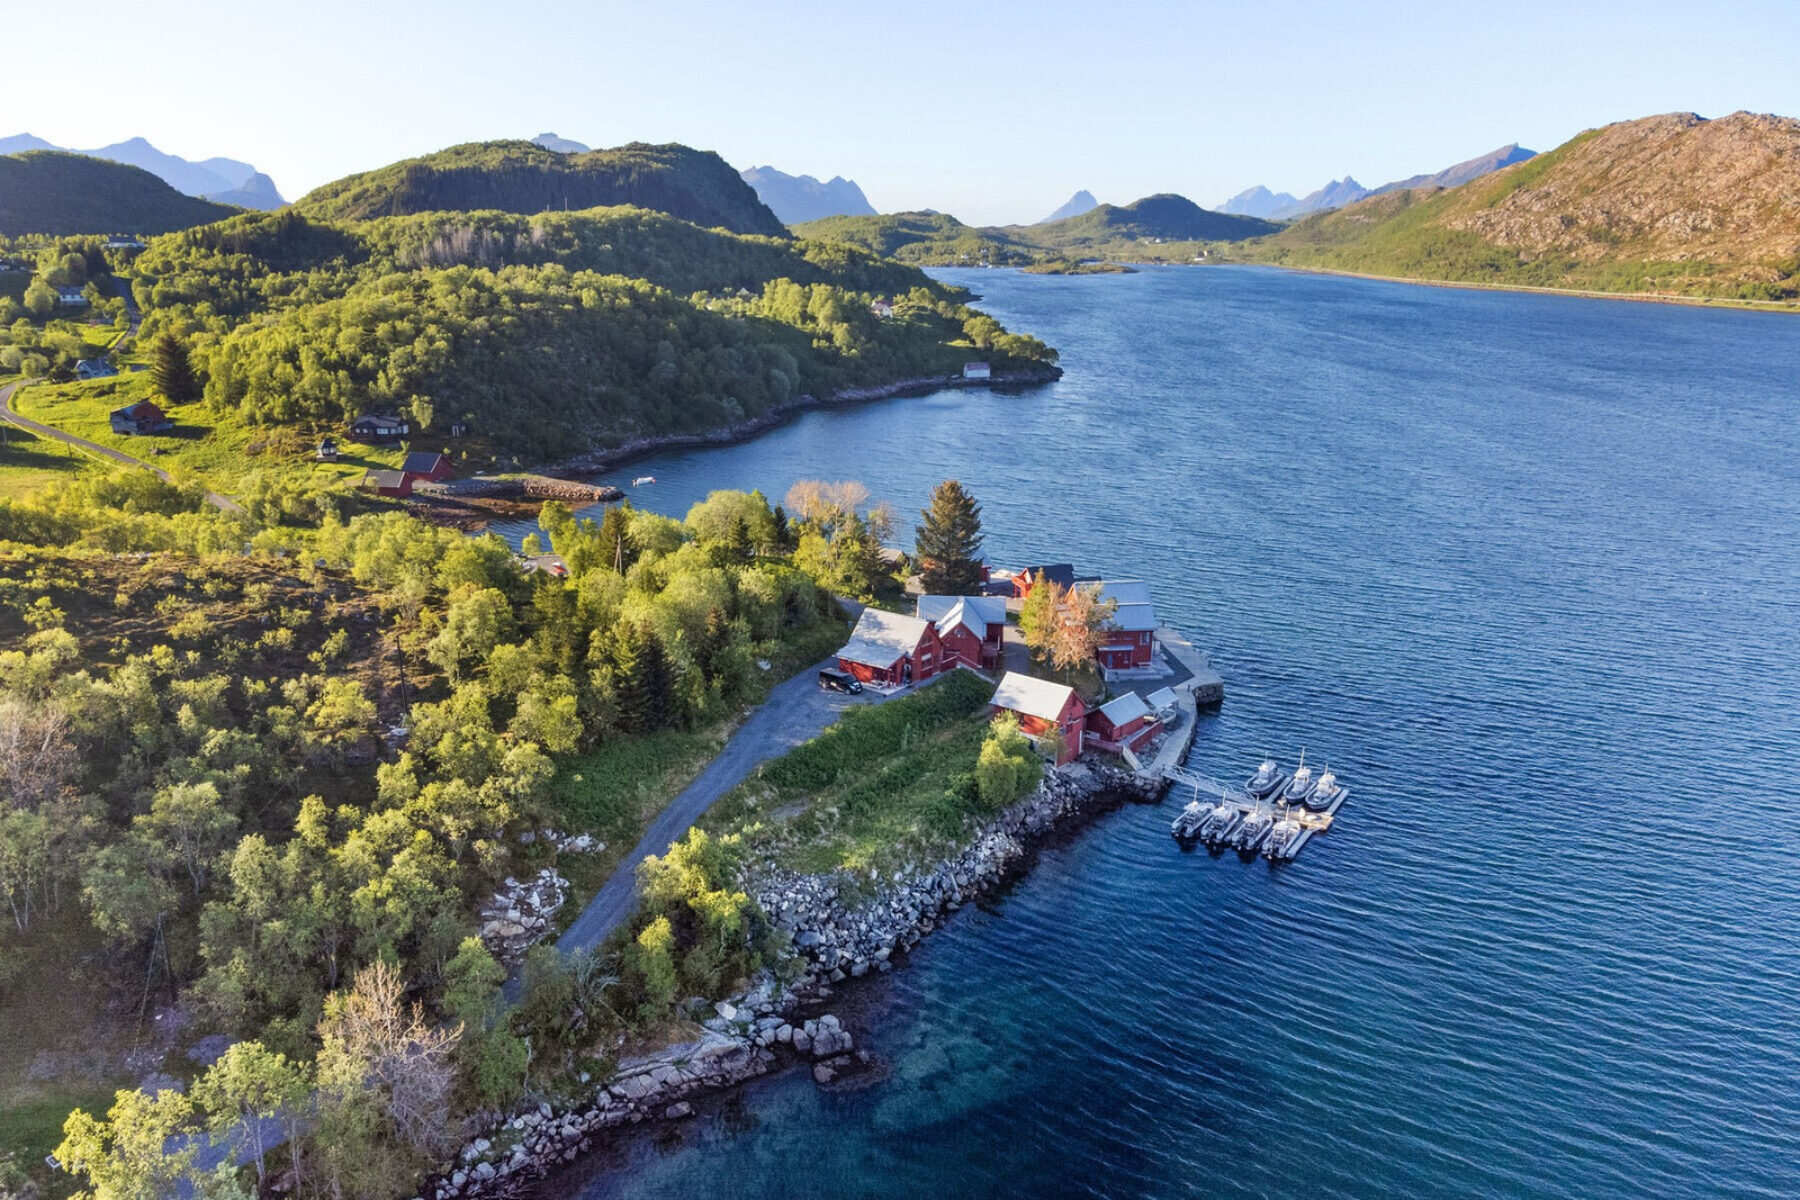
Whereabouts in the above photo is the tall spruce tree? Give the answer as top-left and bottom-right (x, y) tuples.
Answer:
(595, 502), (638, 574)
(914, 480), (985, 594)
(150, 333), (203, 405)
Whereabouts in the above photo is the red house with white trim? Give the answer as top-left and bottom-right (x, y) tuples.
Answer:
(836, 608), (942, 689)
(1086, 691), (1160, 754)
(401, 451), (455, 483)
(989, 671), (1086, 766)
(916, 595), (1006, 671)
(1087, 579), (1158, 671)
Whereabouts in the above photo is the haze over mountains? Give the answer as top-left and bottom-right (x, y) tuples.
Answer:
(0, 133), (286, 208)
(739, 166), (876, 225)
(1221, 144), (1537, 220)
(1038, 190), (1099, 224)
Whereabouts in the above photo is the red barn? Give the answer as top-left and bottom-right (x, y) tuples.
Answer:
(990, 671), (1085, 766)
(917, 595), (1006, 671)
(360, 468), (413, 498)
(1010, 563), (1074, 600)
(401, 451), (455, 483)
(1086, 691), (1160, 754)
(836, 608), (942, 689)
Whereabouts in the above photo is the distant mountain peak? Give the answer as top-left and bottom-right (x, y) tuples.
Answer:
(0, 133), (285, 208)
(740, 165), (876, 225)
(532, 132), (591, 154)
(1037, 189), (1098, 224)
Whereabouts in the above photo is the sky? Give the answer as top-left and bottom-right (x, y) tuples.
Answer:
(5, 0), (1798, 225)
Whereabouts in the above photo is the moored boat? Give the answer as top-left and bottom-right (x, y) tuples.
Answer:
(1263, 811), (1302, 860)
(1306, 769), (1344, 813)
(1245, 758), (1288, 799)
(1234, 805), (1274, 852)
(1171, 800), (1207, 839)
(1280, 763), (1318, 806)
(1199, 800), (1242, 845)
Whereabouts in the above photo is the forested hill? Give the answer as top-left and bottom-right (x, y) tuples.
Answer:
(294, 140), (788, 236)
(1230, 111), (1800, 303)
(0, 150), (239, 235)
(795, 194), (1278, 266)
(130, 205), (1057, 459)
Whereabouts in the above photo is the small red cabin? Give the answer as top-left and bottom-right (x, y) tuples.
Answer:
(836, 608), (942, 689)
(401, 451), (455, 484)
(989, 671), (1085, 766)
(1087, 691), (1160, 754)
(360, 468), (413, 498)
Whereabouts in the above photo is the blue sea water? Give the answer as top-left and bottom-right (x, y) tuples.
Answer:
(535, 266), (1800, 1199)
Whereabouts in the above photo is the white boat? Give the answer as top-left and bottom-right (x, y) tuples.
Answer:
(1199, 800), (1241, 844)
(1235, 805), (1274, 852)
(1263, 811), (1303, 860)
(1245, 758), (1287, 799)
(1279, 762), (1318, 806)
(632, 475), (657, 486)
(1170, 800), (1207, 839)
(1306, 769), (1343, 813)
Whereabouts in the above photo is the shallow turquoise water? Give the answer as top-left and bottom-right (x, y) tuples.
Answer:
(532, 266), (1800, 1199)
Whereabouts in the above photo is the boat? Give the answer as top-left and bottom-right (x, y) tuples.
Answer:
(632, 475), (657, 486)
(1306, 769), (1344, 813)
(1279, 762), (1318, 806)
(1263, 810), (1303, 860)
(1245, 758), (1288, 799)
(1170, 800), (1207, 839)
(1199, 800), (1242, 844)
(1234, 805), (1274, 852)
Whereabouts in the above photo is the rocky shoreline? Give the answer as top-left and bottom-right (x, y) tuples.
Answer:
(426, 759), (1154, 1200)
(542, 365), (1063, 480)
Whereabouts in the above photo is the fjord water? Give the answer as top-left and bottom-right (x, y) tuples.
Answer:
(549, 267), (1800, 1198)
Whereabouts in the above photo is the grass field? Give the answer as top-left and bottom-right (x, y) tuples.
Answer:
(704, 668), (999, 874)
(0, 423), (93, 498)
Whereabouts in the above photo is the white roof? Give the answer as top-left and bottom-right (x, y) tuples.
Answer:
(1092, 579), (1152, 606)
(1109, 602), (1157, 632)
(1144, 687), (1178, 710)
(917, 594), (1005, 638)
(990, 671), (1078, 723)
(837, 608), (935, 668)
(1095, 691), (1152, 727)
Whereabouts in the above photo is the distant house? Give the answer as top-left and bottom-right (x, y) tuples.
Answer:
(348, 413), (409, 444)
(962, 361), (991, 381)
(989, 671), (1085, 765)
(1083, 579), (1157, 670)
(315, 437), (340, 462)
(400, 451), (454, 483)
(56, 286), (88, 307)
(75, 358), (118, 380)
(105, 237), (146, 251)
(520, 552), (569, 579)
(109, 399), (172, 435)
(836, 608), (943, 689)
(1010, 563), (1074, 599)
(360, 469), (413, 498)
(917, 594), (1006, 671)
(1086, 691), (1160, 754)
(870, 300), (894, 319)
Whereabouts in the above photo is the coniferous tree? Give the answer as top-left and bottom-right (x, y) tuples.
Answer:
(595, 502), (638, 574)
(769, 504), (795, 553)
(150, 333), (203, 405)
(636, 626), (679, 731)
(914, 479), (985, 594)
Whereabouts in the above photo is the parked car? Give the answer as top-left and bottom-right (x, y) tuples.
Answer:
(818, 667), (863, 694)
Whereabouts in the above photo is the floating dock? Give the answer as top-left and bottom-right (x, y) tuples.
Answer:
(1158, 764), (1349, 862)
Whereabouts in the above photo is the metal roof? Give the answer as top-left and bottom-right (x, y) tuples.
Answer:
(990, 671), (1079, 723)
(917, 594), (1006, 636)
(837, 608), (935, 668)
(1144, 686), (1179, 710)
(1090, 579), (1153, 607)
(1095, 691), (1152, 727)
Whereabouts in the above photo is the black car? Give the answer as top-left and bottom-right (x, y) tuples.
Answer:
(818, 667), (863, 694)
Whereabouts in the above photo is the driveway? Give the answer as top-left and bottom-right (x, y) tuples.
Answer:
(555, 651), (885, 955)
(0, 378), (244, 514)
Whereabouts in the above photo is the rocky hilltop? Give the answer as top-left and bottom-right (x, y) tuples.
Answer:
(1236, 112), (1800, 303)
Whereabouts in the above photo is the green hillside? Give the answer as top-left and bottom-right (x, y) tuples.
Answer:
(0, 150), (238, 236)
(1228, 112), (1800, 304)
(127, 204), (1057, 460)
(294, 140), (788, 236)
(796, 193), (1277, 266)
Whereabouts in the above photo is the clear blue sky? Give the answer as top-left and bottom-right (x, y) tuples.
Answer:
(8, 0), (1798, 224)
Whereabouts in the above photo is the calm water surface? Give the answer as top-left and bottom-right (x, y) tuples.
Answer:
(532, 266), (1800, 1199)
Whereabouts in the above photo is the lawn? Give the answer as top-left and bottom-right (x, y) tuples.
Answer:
(0, 424), (93, 499)
(703, 668), (1001, 875)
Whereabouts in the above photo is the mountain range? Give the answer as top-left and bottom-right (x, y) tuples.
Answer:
(1232, 112), (1800, 303)
(0, 151), (237, 236)
(739, 166), (876, 225)
(1221, 144), (1537, 220)
(0, 133), (286, 208)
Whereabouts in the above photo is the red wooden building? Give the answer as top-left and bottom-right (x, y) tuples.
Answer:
(989, 671), (1086, 766)
(360, 469), (413, 498)
(916, 595), (1006, 671)
(836, 609), (942, 689)
(1087, 580), (1158, 671)
(1086, 691), (1160, 754)
(401, 451), (455, 483)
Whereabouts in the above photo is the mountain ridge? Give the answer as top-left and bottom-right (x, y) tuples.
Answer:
(1037, 190), (1098, 224)
(740, 165), (876, 225)
(0, 150), (239, 235)
(1221, 144), (1539, 220)
(0, 133), (286, 207)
